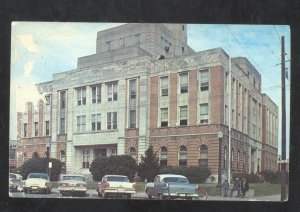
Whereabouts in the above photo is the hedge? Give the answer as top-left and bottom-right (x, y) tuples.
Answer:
(89, 155), (138, 181)
(19, 158), (62, 181)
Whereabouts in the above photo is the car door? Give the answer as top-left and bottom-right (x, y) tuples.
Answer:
(153, 176), (165, 197)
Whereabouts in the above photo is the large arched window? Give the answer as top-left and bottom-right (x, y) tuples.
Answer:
(237, 150), (240, 172)
(60, 150), (66, 168)
(198, 145), (208, 167)
(178, 145), (187, 166)
(160, 146), (168, 166)
(231, 148), (234, 170)
(242, 151), (246, 172)
(224, 146), (227, 169)
(129, 147), (136, 160)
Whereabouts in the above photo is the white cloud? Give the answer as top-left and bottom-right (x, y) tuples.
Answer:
(16, 34), (41, 53)
(23, 61), (34, 77)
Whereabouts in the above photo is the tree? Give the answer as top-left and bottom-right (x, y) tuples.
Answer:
(89, 155), (138, 181)
(19, 158), (62, 181)
(138, 146), (160, 182)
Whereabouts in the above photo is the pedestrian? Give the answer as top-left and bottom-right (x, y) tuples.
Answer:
(222, 179), (229, 197)
(241, 178), (249, 198)
(230, 178), (241, 197)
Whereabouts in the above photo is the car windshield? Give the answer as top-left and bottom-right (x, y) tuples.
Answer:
(9, 174), (17, 179)
(28, 173), (48, 180)
(106, 176), (129, 182)
(163, 177), (189, 184)
(62, 176), (85, 181)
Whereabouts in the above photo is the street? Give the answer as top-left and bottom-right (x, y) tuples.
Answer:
(9, 189), (281, 201)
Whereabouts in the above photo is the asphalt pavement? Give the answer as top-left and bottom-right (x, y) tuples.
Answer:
(9, 189), (281, 201)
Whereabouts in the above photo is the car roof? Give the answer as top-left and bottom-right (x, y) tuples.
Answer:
(103, 175), (128, 178)
(61, 174), (85, 177)
(157, 174), (187, 179)
(28, 173), (48, 175)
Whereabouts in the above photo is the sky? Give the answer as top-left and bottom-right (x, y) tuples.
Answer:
(10, 22), (290, 158)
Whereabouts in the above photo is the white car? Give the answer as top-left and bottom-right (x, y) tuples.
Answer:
(96, 175), (136, 199)
(23, 173), (52, 194)
(9, 178), (24, 192)
(58, 174), (87, 196)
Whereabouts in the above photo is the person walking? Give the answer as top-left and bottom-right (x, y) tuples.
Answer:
(222, 179), (229, 197)
(230, 178), (241, 197)
(241, 178), (249, 198)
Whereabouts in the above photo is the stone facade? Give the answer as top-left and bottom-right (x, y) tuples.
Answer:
(15, 24), (278, 179)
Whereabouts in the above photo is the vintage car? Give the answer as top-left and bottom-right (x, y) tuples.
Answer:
(58, 174), (87, 196)
(23, 173), (52, 194)
(96, 175), (136, 198)
(9, 173), (23, 181)
(145, 174), (199, 200)
(9, 178), (24, 192)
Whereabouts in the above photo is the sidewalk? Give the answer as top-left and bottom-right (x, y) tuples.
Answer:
(206, 194), (281, 201)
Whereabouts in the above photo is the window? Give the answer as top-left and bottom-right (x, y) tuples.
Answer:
(45, 95), (51, 105)
(60, 150), (66, 168)
(107, 82), (118, 101)
(107, 112), (117, 130)
(34, 122), (38, 136)
(60, 118), (65, 134)
(77, 115), (86, 132)
(134, 34), (140, 45)
(129, 79), (137, 100)
(199, 145), (208, 167)
(160, 76), (168, 96)
(242, 151), (246, 171)
(237, 150), (240, 171)
(60, 91), (66, 109)
(179, 72), (188, 93)
(179, 146), (187, 166)
(82, 150), (90, 168)
(105, 41), (111, 51)
(9, 149), (16, 159)
(160, 108), (168, 127)
(129, 110), (136, 128)
(200, 103), (209, 115)
(76, 87), (86, 106)
(200, 69), (209, 91)
(91, 85), (101, 103)
(160, 146), (168, 166)
(119, 37), (125, 47)
(23, 123), (28, 137)
(182, 46), (184, 54)
(45, 121), (50, 136)
(182, 25), (185, 31)
(91, 114), (101, 131)
(231, 149), (234, 169)
(180, 106), (188, 126)
(224, 146), (227, 169)
(129, 147), (136, 159)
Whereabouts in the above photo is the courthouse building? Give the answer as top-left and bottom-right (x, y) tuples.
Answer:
(16, 24), (279, 179)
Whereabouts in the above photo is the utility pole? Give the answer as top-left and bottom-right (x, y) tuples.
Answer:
(228, 54), (232, 185)
(280, 36), (287, 201)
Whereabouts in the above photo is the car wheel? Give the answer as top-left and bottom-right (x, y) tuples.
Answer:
(127, 194), (131, 199)
(15, 186), (18, 192)
(24, 189), (28, 194)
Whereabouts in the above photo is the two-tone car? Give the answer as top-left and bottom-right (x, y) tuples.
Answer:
(23, 173), (52, 194)
(58, 174), (87, 196)
(96, 175), (136, 199)
(9, 178), (24, 192)
(145, 174), (199, 200)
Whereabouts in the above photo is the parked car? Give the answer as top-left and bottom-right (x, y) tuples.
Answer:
(9, 178), (24, 192)
(9, 173), (23, 181)
(58, 174), (87, 196)
(23, 173), (52, 194)
(96, 175), (136, 198)
(145, 174), (199, 200)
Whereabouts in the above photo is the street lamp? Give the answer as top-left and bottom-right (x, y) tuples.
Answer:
(217, 131), (223, 187)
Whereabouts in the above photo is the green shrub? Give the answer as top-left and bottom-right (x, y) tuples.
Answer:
(158, 166), (211, 183)
(232, 173), (260, 183)
(259, 170), (287, 184)
(19, 158), (62, 181)
(89, 155), (138, 181)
